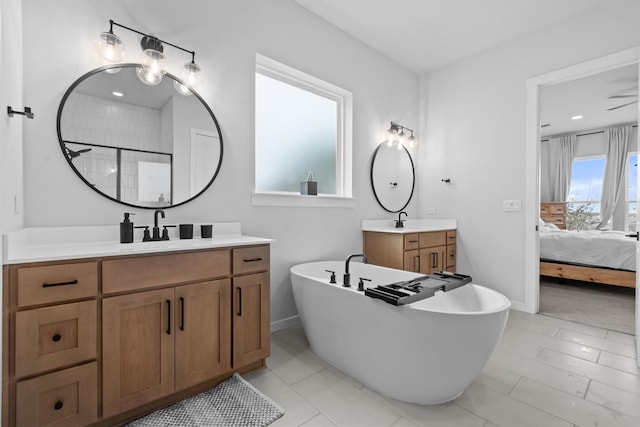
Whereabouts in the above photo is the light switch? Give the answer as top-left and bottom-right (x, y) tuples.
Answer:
(503, 199), (521, 212)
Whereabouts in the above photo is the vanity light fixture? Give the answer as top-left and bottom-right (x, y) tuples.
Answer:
(96, 20), (203, 91)
(385, 122), (417, 149)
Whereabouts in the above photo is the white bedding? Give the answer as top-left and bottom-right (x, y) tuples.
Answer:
(539, 228), (636, 272)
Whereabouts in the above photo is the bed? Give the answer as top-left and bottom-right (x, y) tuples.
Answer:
(539, 221), (636, 288)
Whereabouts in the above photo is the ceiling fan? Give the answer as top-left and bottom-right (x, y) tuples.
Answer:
(607, 87), (638, 111)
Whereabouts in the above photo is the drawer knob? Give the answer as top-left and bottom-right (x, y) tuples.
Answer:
(52, 334), (62, 342)
(54, 401), (63, 411)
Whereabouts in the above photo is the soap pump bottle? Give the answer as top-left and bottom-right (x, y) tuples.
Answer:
(120, 213), (135, 243)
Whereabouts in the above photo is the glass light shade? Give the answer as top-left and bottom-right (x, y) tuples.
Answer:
(136, 66), (163, 85)
(397, 129), (407, 145)
(395, 140), (404, 150)
(386, 127), (398, 147)
(142, 48), (167, 76)
(95, 31), (125, 62)
(408, 134), (417, 148)
(181, 61), (203, 87)
(173, 80), (192, 95)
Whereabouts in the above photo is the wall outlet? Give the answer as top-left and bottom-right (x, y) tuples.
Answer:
(426, 207), (437, 215)
(503, 199), (521, 212)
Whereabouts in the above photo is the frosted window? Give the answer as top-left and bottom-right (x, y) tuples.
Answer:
(255, 73), (338, 194)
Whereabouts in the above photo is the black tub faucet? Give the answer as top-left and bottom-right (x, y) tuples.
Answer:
(343, 253), (368, 287)
(395, 211), (407, 228)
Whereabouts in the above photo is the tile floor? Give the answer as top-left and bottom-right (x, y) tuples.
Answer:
(243, 310), (639, 427)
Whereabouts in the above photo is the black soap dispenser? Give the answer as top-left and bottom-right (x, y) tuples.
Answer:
(120, 213), (135, 243)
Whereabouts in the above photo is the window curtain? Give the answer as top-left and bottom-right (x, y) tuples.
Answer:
(597, 125), (632, 229)
(548, 135), (576, 202)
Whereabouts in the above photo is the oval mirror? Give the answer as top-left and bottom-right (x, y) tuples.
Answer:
(57, 64), (223, 209)
(370, 143), (415, 212)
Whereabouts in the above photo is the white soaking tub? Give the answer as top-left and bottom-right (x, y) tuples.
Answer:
(290, 260), (510, 404)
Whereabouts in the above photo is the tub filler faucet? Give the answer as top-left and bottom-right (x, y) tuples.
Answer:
(343, 253), (368, 287)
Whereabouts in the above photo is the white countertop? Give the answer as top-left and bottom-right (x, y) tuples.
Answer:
(362, 219), (457, 234)
(3, 223), (274, 264)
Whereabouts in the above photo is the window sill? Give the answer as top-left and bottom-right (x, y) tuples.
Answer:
(251, 192), (355, 208)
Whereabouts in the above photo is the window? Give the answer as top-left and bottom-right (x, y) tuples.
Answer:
(253, 54), (353, 207)
(567, 157), (605, 230)
(628, 153), (637, 232)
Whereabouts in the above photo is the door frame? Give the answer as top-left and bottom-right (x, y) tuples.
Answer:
(524, 46), (640, 313)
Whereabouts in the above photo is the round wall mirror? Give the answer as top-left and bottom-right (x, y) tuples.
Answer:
(370, 143), (415, 212)
(57, 63), (223, 209)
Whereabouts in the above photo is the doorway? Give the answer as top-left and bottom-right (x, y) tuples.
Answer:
(524, 47), (640, 361)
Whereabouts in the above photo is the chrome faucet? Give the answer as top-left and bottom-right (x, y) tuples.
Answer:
(343, 253), (368, 287)
(152, 209), (166, 240)
(395, 211), (407, 228)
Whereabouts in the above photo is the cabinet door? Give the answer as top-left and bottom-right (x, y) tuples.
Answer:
(233, 272), (270, 368)
(102, 288), (175, 418)
(175, 279), (232, 391)
(403, 250), (420, 273)
(419, 246), (446, 274)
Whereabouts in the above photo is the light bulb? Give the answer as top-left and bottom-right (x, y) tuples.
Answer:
(136, 49), (167, 86)
(95, 31), (125, 62)
(136, 66), (163, 86)
(408, 133), (417, 148)
(385, 126), (398, 147)
(173, 81), (192, 95)
(181, 61), (203, 87)
(398, 129), (407, 146)
(396, 140), (404, 150)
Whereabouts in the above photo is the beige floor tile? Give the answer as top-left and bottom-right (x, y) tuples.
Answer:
(555, 328), (636, 358)
(488, 348), (589, 397)
(242, 369), (320, 427)
(509, 311), (608, 338)
(483, 423), (499, 427)
(510, 377), (639, 427)
(586, 380), (640, 419)
(605, 330), (636, 346)
(390, 418), (419, 427)
(502, 327), (600, 362)
(474, 363), (521, 395)
(267, 339), (327, 385)
(292, 369), (401, 427)
(598, 351), (640, 376)
(536, 348), (640, 395)
(454, 381), (572, 427)
(362, 387), (486, 427)
(300, 413), (338, 427)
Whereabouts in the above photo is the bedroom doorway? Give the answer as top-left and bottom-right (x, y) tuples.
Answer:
(524, 47), (640, 364)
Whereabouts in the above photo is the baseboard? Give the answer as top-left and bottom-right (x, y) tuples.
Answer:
(270, 315), (300, 333)
(509, 300), (532, 313)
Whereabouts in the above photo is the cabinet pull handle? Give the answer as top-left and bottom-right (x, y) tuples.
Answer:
(179, 297), (185, 331)
(415, 256), (420, 272)
(409, 240), (418, 243)
(166, 300), (171, 335)
(52, 334), (62, 342)
(237, 288), (242, 317)
(431, 253), (437, 269)
(42, 280), (78, 288)
(244, 257), (263, 263)
(54, 401), (63, 411)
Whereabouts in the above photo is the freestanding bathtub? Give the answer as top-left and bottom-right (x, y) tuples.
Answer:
(290, 261), (511, 404)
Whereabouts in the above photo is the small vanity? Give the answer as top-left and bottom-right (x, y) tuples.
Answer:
(2, 224), (272, 426)
(362, 219), (457, 274)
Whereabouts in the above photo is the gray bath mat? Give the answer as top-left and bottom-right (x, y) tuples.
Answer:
(127, 373), (284, 427)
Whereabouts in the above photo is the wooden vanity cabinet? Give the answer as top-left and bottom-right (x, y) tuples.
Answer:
(3, 244), (271, 427)
(364, 229), (456, 274)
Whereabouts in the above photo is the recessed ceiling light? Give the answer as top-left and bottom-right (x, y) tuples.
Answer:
(112, 91), (124, 97)
(571, 115), (583, 120)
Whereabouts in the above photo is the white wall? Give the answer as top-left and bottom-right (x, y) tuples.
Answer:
(418, 0), (639, 305)
(20, 0), (419, 325)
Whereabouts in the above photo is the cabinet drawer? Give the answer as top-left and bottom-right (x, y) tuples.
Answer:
(419, 231), (446, 248)
(540, 205), (550, 215)
(446, 230), (456, 244)
(549, 204), (566, 214)
(403, 234), (419, 250)
(16, 362), (97, 427)
(15, 300), (97, 378)
(544, 215), (566, 226)
(16, 262), (97, 307)
(103, 249), (230, 294)
(233, 246), (270, 275)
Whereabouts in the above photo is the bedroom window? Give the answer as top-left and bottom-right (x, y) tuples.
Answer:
(253, 54), (353, 207)
(567, 157), (605, 230)
(628, 153), (637, 232)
